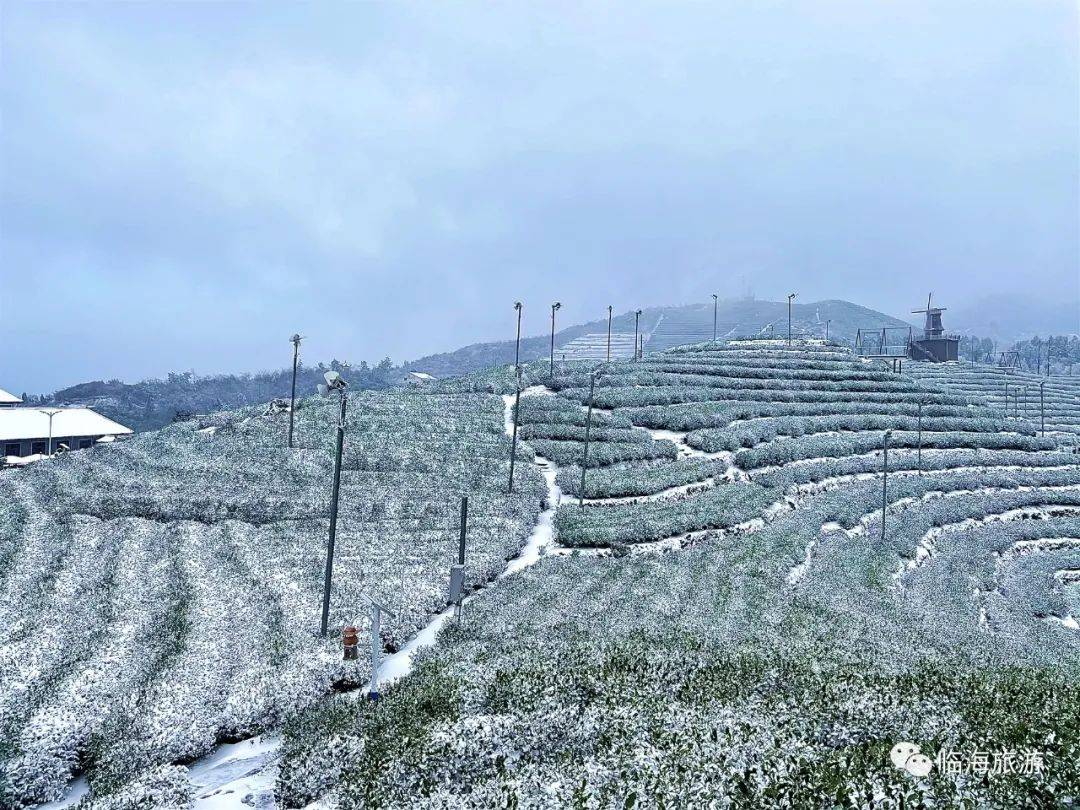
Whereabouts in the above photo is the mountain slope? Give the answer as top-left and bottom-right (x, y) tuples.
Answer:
(405, 298), (913, 376)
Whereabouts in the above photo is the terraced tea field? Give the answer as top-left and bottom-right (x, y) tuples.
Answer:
(4, 340), (1078, 808)
(0, 392), (545, 807)
(282, 340), (1080, 808)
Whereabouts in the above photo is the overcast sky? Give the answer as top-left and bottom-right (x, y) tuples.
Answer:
(2, 2), (1077, 393)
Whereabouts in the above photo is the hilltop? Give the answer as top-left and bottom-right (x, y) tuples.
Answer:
(30, 299), (911, 433)
(405, 298), (913, 376)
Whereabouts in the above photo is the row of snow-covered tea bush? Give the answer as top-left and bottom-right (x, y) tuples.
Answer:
(0, 389), (545, 807)
(277, 514), (1080, 807)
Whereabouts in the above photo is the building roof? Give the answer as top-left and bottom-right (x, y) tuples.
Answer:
(0, 388), (22, 405)
(0, 407), (133, 443)
(406, 371), (437, 381)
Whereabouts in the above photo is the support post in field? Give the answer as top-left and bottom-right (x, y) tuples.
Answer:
(369, 602), (382, 700)
(787, 293), (797, 345)
(508, 366), (523, 493)
(450, 495), (468, 619)
(288, 333), (304, 448)
(880, 430), (892, 542)
(712, 293), (718, 342)
(518, 302), (527, 367)
(917, 401), (923, 471)
(1040, 381), (1046, 436)
(606, 305), (613, 361)
(579, 368), (601, 510)
(549, 302), (561, 376)
(317, 371), (349, 637)
(633, 309), (642, 361)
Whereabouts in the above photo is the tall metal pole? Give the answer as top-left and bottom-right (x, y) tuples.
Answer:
(549, 302), (561, 376)
(1040, 381), (1046, 436)
(712, 294), (718, 342)
(633, 310), (642, 361)
(320, 391), (347, 637)
(513, 302), (523, 367)
(787, 293), (796, 345)
(606, 305), (613, 361)
(508, 365), (523, 493)
(579, 370), (599, 510)
(825, 319), (831, 341)
(881, 430), (891, 542)
(288, 334), (303, 448)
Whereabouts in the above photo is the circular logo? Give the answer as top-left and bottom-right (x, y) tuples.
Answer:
(890, 742), (934, 777)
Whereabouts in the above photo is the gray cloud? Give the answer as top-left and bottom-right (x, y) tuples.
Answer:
(2, 1), (1076, 391)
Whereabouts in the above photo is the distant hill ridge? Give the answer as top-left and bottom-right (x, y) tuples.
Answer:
(36, 298), (910, 431)
(405, 298), (913, 375)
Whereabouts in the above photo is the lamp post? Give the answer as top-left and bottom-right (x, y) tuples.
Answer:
(633, 310), (642, 360)
(288, 334), (304, 448)
(508, 365), (523, 493)
(549, 302), (561, 376)
(513, 302), (523, 368)
(712, 294), (718, 342)
(579, 366), (603, 509)
(787, 293), (797, 345)
(881, 430), (892, 542)
(42, 409), (61, 456)
(317, 371), (349, 637)
(606, 305), (613, 361)
(825, 319), (831, 341)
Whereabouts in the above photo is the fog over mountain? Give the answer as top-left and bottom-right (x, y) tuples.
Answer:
(2, 2), (1077, 393)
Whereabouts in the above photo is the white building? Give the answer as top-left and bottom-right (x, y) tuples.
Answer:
(0, 388), (22, 407)
(1, 407), (132, 459)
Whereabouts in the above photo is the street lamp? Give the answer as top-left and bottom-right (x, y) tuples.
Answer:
(288, 334), (304, 449)
(579, 366), (604, 510)
(633, 310), (643, 361)
(606, 305), (613, 361)
(508, 364), (523, 493)
(712, 294), (718, 342)
(316, 370), (349, 637)
(513, 302), (523, 368)
(549, 302), (561, 376)
(825, 319), (831, 341)
(787, 293), (797, 345)
(42, 409), (61, 456)
(881, 429), (892, 542)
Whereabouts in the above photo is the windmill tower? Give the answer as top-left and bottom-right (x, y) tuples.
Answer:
(909, 292), (959, 362)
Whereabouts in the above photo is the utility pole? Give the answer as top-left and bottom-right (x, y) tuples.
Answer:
(513, 302), (523, 367)
(787, 293), (797, 345)
(881, 430), (892, 542)
(508, 365), (523, 493)
(606, 305), (613, 361)
(825, 319), (831, 341)
(318, 373), (349, 637)
(288, 334), (304, 448)
(579, 368), (602, 509)
(712, 294), (718, 342)
(549, 302), (561, 376)
(633, 310), (642, 361)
